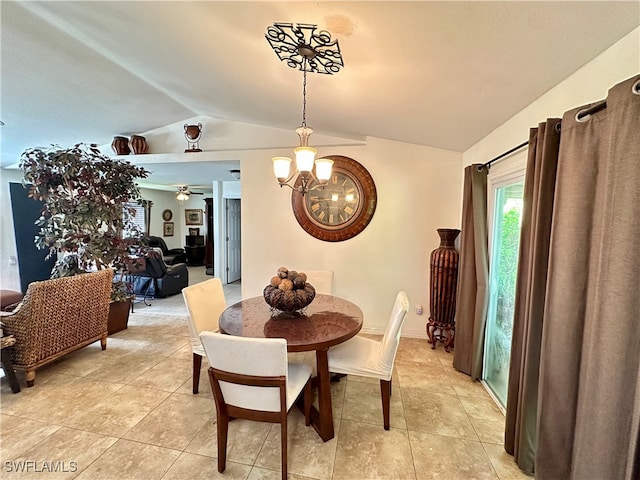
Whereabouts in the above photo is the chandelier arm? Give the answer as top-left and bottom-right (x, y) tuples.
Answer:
(282, 169), (300, 186)
(277, 182), (296, 192)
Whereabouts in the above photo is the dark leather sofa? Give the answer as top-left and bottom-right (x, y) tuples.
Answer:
(142, 236), (187, 265)
(130, 248), (188, 298)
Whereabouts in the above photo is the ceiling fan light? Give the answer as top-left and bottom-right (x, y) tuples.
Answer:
(176, 191), (189, 203)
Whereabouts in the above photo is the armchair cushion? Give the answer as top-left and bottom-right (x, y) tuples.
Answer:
(130, 248), (188, 298)
(143, 236), (186, 265)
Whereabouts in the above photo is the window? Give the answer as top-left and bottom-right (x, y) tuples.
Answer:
(123, 201), (145, 238)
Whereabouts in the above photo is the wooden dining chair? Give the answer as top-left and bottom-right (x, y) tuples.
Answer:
(199, 332), (312, 480)
(327, 291), (409, 430)
(303, 270), (334, 295)
(181, 278), (226, 394)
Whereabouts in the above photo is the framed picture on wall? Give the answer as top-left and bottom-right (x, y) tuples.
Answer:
(163, 222), (174, 237)
(185, 209), (203, 225)
(189, 227), (200, 236)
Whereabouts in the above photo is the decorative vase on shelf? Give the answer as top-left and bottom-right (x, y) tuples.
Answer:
(129, 135), (148, 154)
(426, 228), (460, 352)
(111, 136), (130, 155)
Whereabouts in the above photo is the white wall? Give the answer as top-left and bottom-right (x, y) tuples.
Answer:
(0, 168), (27, 291)
(464, 28), (640, 168)
(242, 138), (463, 337)
(138, 187), (209, 250)
(96, 132), (466, 336)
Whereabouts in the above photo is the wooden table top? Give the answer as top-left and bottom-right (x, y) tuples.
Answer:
(219, 294), (363, 352)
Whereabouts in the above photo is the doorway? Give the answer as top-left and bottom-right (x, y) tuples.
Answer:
(225, 198), (241, 283)
(483, 175), (524, 409)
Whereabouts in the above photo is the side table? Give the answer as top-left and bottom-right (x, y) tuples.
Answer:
(1, 334), (20, 393)
(1, 290), (24, 312)
(185, 245), (205, 266)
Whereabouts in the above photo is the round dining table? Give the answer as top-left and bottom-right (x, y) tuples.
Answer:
(218, 294), (363, 442)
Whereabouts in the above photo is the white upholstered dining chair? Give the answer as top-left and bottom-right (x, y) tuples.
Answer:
(303, 270), (334, 295)
(327, 291), (409, 430)
(199, 332), (312, 480)
(182, 278), (226, 394)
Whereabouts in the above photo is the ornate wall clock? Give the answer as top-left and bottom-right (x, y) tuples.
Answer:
(292, 155), (377, 242)
(162, 209), (173, 221)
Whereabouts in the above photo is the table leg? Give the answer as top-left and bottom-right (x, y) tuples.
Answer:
(311, 348), (334, 442)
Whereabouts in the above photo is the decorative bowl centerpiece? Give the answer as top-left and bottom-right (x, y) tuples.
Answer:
(263, 266), (316, 313)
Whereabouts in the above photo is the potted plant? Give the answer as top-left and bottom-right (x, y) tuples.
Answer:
(20, 143), (150, 334)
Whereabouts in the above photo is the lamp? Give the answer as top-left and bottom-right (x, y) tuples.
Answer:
(265, 23), (344, 196)
(176, 186), (190, 204)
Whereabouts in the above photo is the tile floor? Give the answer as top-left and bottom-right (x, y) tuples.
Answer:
(0, 266), (531, 479)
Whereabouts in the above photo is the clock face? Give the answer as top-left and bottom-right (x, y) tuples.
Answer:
(292, 155), (377, 242)
(162, 209), (173, 221)
(304, 170), (362, 228)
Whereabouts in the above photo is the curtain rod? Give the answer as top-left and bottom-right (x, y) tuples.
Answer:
(477, 96), (616, 173)
(477, 141), (528, 172)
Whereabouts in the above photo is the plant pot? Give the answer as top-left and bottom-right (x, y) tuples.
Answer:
(108, 297), (132, 335)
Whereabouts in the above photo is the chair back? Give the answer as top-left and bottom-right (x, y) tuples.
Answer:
(143, 248), (168, 278)
(145, 236), (169, 255)
(200, 332), (288, 412)
(3, 269), (113, 368)
(304, 270), (334, 295)
(378, 291), (410, 371)
(182, 278), (226, 354)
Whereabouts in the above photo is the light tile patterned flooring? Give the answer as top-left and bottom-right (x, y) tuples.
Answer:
(0, 266), (531, 479)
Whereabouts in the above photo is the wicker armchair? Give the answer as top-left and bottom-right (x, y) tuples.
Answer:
(0, 269), (113, 387)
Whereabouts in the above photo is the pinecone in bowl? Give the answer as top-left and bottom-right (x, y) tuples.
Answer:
(263, 267), (316, 313)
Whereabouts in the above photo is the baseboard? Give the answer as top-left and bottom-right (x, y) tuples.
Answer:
(360, 326), (429, 340)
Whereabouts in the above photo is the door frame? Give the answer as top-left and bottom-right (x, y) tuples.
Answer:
(225, 198), (241, 284)
(482, 152), (527, 411)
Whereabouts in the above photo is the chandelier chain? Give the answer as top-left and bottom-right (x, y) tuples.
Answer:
(302, 65), (308, 127)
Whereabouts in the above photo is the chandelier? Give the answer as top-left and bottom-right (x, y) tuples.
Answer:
(265, 23), (344, 196)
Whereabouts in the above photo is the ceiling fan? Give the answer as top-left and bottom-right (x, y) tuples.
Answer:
(175, 186), (204, 203)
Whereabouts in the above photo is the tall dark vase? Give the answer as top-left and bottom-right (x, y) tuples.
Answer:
(426, 228), (460, 352)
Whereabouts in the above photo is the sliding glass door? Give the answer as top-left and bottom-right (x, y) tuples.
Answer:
(483, 175), (524, 409)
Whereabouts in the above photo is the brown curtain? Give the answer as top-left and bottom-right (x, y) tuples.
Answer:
(452, 164), (489, 380)
(504, 118), (561, 474)
(143, 200), (153, 235)
(535, 74), (640, 479)
(505, 74), (640, 478)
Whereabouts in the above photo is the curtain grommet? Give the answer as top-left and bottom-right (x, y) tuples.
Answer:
(575, 110), (590, 123)
(632, 79), (640, 96)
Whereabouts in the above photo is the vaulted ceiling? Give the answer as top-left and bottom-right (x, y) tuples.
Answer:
(1, 1), (638, 188)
